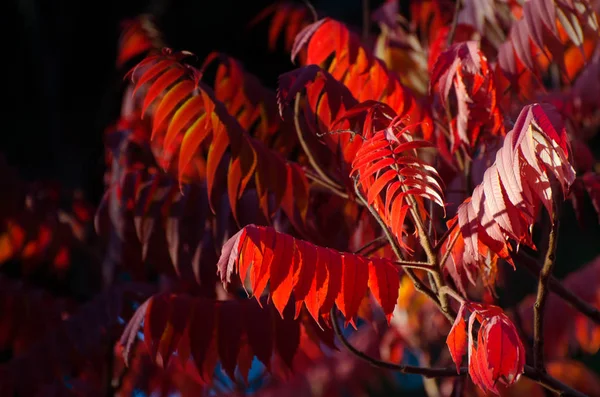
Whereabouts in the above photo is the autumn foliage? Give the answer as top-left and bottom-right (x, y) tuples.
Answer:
(3, 1), (600, 396)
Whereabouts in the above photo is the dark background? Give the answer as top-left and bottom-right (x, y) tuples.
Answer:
(5, 0), (382, 205)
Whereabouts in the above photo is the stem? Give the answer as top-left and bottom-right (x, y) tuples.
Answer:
(294, 93), (344, 192)
(533, 200), (559, 370)
(519, 252), (600, 324)
(446, 0), (461, 47)
(330, 307), (466, 377)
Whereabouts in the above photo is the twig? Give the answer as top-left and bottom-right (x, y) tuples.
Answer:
(518, 252), (600, 324)
(330, 307), (466, 377)
(446, 0), (461, 47)
(523, 365), (587, 397)
(302, 0), (318, 22)
(360, 239), (391, 257)
(434, 221), (458, 253)
(533, 198), (560, 370)
(354, 236), (389, 255)
(438, 227), (460, 270)
(294, 93), (344, 192)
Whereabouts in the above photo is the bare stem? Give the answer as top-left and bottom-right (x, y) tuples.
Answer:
(533, 200), (559, 370)
(294, 93), (344, 192)
(330, 307), (466, 377)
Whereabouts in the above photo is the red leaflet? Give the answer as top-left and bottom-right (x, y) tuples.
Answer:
(347, 101), (444, 246)
(447, 302), (525, 395)
(430, 41), (505, 154)
(443, 103), (575, 288)
(217, 225), (402, 324)
(446, 304), (468, 373)
(289, 18), (430, 140)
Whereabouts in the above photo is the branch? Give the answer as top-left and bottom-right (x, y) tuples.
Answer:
(393, 260), (437, 271)
(518, 251), (600, 323)
(523, 366), (588, 397)
(533, 198), (560, 370)
(438, 286), (465, 304)
(330, 307), (466, 377)
(294, 93), (344, 192)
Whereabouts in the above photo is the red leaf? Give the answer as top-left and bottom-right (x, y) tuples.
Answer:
(217, 225), (403, 323)
(456, 302), (526, 395)
(446, 303), (468, 373)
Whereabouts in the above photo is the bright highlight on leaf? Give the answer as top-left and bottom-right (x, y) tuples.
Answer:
(443, 103), (575, 292)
